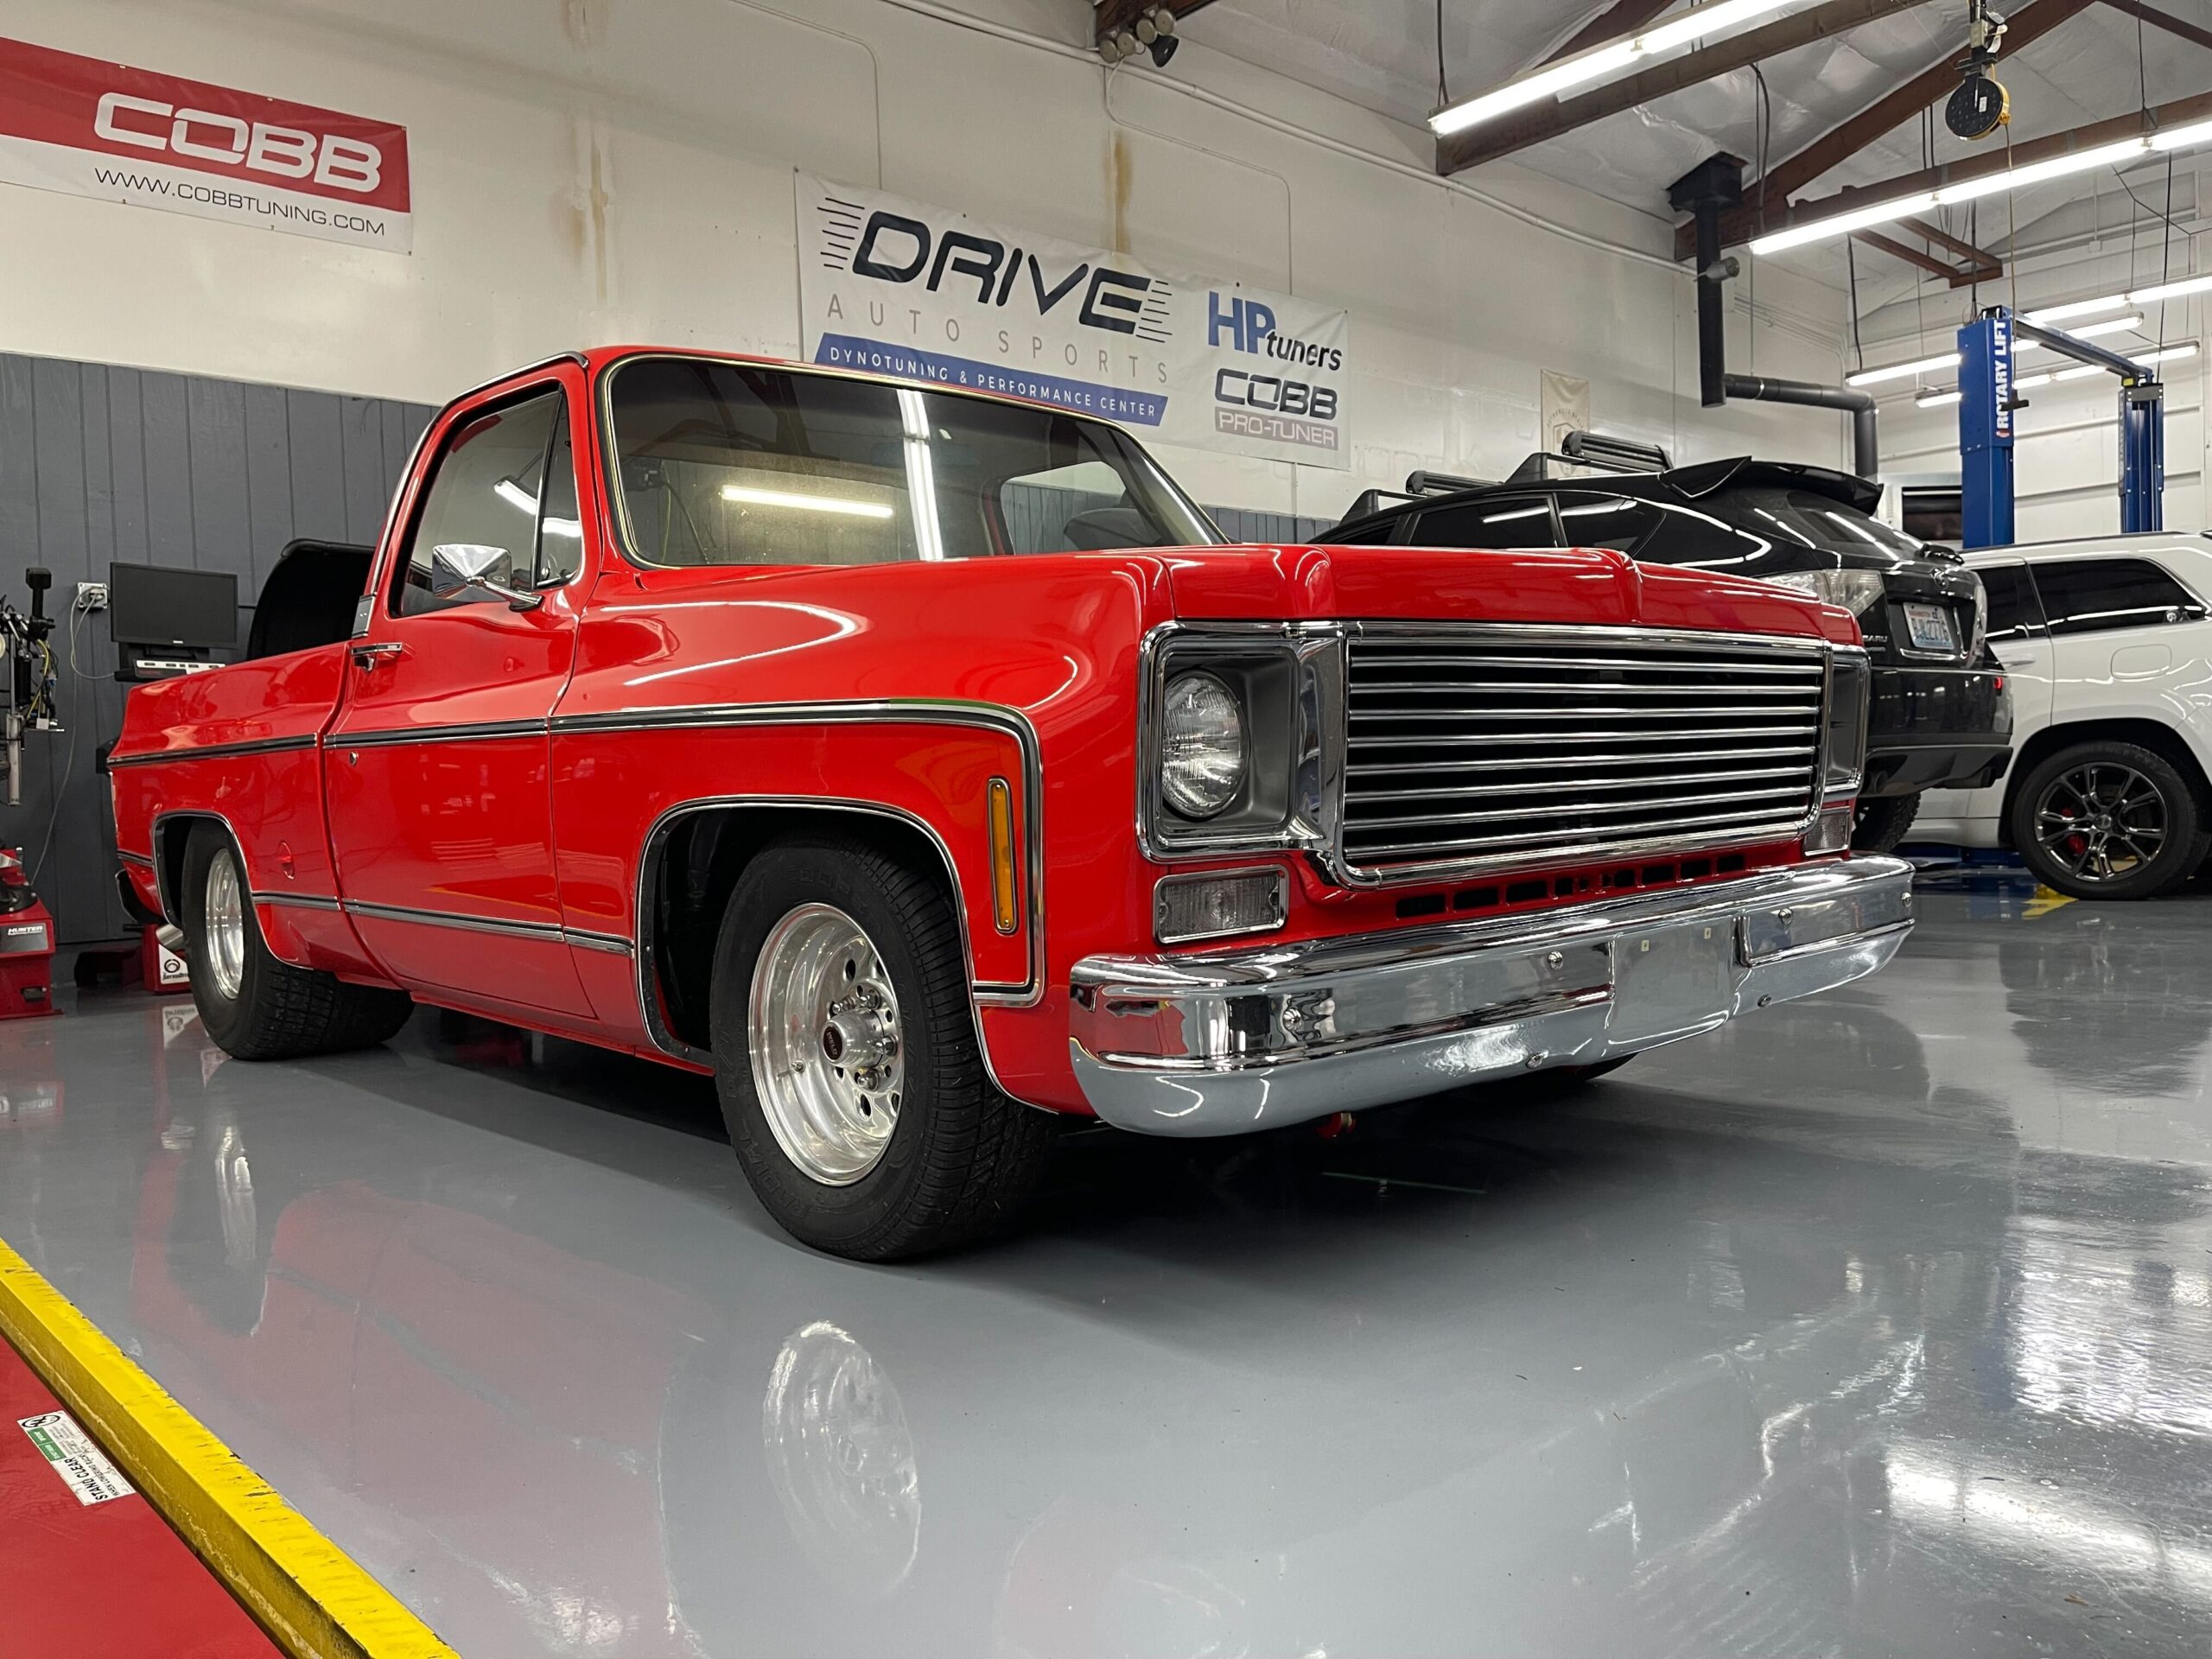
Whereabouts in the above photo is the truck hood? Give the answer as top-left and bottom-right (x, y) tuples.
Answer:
(1160, 543), (1859, 645)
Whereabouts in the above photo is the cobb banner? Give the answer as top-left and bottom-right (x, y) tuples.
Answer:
(798, 174), (1351, 470)
(0, 35), (410, 252)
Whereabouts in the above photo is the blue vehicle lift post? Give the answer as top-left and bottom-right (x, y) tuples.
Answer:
(1956, 304), (2165, 549)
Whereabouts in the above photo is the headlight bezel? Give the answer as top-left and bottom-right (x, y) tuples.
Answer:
(1822, 646), (1872, 802)
(1139, 626), (1333, 860)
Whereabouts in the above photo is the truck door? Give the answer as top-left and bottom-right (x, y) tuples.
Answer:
(324, 373), (594, 1016)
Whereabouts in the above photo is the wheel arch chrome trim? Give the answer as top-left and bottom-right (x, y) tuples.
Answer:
(558, 697), (1046, 1003)
(629, 793), (1029, 1099)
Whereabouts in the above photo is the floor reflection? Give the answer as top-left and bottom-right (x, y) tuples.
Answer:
(1, 887), (2209, 1656)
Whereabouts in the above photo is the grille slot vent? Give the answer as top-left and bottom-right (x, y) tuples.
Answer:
(1340, 633), (1826, 876)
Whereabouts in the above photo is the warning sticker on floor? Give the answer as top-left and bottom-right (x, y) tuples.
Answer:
(19, 1411), (135, 1504)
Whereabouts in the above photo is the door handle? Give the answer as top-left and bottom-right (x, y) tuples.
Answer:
(350, 641), (406, 669)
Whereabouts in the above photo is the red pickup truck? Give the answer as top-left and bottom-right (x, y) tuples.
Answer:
(110, 347), (1914, 1259)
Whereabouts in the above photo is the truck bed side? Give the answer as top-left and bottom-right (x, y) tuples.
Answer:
(109, 643), (385, 982)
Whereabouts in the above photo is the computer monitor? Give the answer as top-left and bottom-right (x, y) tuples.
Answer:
(107, 563), (238, 651)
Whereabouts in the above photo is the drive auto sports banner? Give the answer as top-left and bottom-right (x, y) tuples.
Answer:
(0, 36), (410, 252)
(798, 174), (1351, 469)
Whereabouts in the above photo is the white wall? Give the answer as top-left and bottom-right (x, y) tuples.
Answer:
(0, 0), (1850, 522)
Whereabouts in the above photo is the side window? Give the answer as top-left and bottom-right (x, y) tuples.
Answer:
(2029, 557), (2207, 637)
(1552, 493), (1660, 553)
(1407, 497), (1559, 550)
(1628, 500), (1772, 569)
(393, 389), (563, 616)
(1976, 563), (2044, 644)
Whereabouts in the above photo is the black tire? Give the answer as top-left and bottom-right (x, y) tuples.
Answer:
(2008, 740), (2211, 900)
(179, 823), (414, 1059)
(709, 835), (1058, 1260)
(1852, 791), (1921, 854)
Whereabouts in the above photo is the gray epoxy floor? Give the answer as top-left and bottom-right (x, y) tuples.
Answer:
(4, 876), (2212, 1657)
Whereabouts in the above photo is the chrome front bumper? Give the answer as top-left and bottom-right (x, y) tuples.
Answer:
(1069, 856), (1915, 1137)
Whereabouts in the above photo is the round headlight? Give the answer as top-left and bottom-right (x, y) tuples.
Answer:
(1160, 671), (1246, 820)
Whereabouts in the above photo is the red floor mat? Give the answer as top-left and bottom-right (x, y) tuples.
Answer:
(0, 1335), (281, 1658)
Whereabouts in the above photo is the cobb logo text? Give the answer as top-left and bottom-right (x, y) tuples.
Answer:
(93, 92), (384, 192)
(1209, 294), (1341, 448)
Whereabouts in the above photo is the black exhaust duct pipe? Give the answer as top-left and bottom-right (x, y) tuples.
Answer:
(1724, 372), (1878, 480)
(1667, 155), (1878, 480)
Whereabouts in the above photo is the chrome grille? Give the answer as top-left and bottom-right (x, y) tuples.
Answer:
(1339, 632), (1827, 876)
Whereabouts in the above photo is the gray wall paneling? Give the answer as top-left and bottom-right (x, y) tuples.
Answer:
(0, 353), (435, 946)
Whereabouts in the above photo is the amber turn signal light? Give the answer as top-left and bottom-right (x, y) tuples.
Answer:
(988, 778), (1019, 934)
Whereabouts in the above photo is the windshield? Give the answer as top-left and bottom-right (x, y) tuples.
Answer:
(606, 357), (1219, 567)
(1725, 487), (1935, 563)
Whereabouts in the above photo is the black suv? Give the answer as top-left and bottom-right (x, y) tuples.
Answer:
(1325, 454), (2012, 850)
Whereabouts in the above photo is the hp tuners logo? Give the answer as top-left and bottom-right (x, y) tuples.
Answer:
(1209, 293), (1341, 448)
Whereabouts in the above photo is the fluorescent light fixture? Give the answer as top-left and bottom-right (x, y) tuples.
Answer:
(2029, 275), (2212, 324)
(721, 483), (894, 518)
(1915, 390), (1962, 409)
(1752, 132), (2212, 256)
(1756, 191), (1940, 254)
(2151, 118), (2212, 152)
(1637, 0), (1802, 54)
(1847, 351), (1961, 388)
(2131, 273), (2212, 306)
(1430, 41), (1636, 135)
(2015, 371), (2053, 389)
(2026, 296), (2131, 324)
(1430, 0), (1802, 138)
(495, 478), (539, 515)
(2137, 342), (2198, 365)
(2018, 315), (2144, 352)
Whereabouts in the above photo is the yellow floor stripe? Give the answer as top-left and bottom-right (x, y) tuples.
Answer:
(0, 1236), (457, 1659)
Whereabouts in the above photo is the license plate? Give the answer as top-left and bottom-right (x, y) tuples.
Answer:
(1607, 921), (1737, 1047)
(1904, 601), (1957, 653)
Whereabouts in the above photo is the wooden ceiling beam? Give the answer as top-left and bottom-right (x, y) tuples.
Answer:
(1854, 228), (1965, 279)
(1437, 0), (1936, 176)
(1904, 216), (2001, 274)
(1717, 85), (2212, 250)
(1855, 225), (2002, 287)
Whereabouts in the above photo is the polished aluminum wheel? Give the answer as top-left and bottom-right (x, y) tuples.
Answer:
(205, 846), (247, 1001)
(747, 902), (904, 1185)
(2033, 762), (2167, 885)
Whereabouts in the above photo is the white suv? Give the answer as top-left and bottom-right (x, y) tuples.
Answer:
(1916, 531), (2212, 899)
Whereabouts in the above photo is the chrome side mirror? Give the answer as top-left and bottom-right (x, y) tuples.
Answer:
(429, 543), (542, 611)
